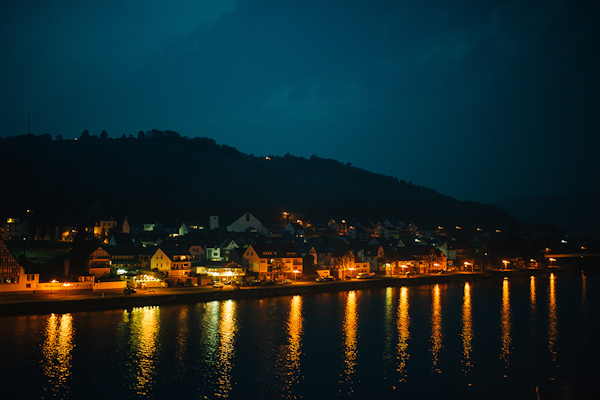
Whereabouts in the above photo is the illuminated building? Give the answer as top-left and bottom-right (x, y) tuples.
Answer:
(194, 261), (246, 282)
(242, 243), (303, 281)
(88, 246), (111, 277)
(330, 248), (370, 279)
(150, 246), (192, 284)
(0, 237), (39, 292)
(2, 218), (28, 239)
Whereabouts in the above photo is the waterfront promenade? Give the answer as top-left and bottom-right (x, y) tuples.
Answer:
(0, 270), (545, 316)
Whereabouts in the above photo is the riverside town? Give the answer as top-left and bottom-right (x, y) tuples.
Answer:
(1, 210), (595, 314)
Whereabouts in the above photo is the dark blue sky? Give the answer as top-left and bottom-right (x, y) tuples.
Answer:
(2, 0), (599, 203)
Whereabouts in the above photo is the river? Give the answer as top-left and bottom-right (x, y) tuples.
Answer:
(0, 271), (597, 399)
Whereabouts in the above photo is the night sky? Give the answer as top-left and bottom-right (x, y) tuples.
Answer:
(2, 1), (599, 203)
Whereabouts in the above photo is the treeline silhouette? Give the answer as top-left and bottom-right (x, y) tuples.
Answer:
(1, 130), (515, 230)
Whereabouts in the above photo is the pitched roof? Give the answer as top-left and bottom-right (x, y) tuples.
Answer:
(158, 245), (191, 260)
(249, 243), (301, 258)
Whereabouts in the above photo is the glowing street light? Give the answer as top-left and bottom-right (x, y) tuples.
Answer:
(293, 269), (299, 280)
(502, 260), (509, 270)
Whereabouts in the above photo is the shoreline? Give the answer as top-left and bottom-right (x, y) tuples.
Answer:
(0, 269), (558, 317)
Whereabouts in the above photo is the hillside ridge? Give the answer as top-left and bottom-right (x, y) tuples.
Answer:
(2, 131), (516, 231)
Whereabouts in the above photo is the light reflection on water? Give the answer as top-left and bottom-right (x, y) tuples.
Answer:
(500, 277), (511, 369)
(215, 300), (237, 398)
(42, 313), (74, 399)
(175, 307), (189, 384)
(198, 300), (238, 398)
(383, 287), (394, 366)
(548, 273), (558, 366)
(461, 282), (473, 374)
(339, 290), (358, 396)
(126, 306), (160, 396)
(430, 284), (443, 373)
(397, 286), (410, 381)
(280, 295), (303, 398)
(530, 276), (537, 359)
(530, 275), (537, 311)
(1, 272), (596, 400)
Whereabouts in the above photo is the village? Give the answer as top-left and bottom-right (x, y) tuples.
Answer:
(0, 210), (578, 294)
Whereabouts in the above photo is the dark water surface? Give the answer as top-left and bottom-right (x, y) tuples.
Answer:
(1, 271), (598, 399)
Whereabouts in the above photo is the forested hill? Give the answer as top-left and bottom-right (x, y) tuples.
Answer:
(1, 131), (515, 229)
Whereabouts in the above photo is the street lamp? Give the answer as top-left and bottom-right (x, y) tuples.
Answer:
(502, 260), (509, 270)
(293, 270), (299, 280)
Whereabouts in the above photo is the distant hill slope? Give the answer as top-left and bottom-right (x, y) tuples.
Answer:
(2, 131), (515, 229)
(495, 191), (600, 240)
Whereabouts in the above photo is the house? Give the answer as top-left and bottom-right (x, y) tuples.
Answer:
(179, 222), (203, 236)
(242, 243), (303, 280)
(285, 222), (304, 237)
(347, 225), (370, 242)
(2, 218), (28, 239)
(150, 246), (192, 283)
(94, 218), (117, 238)
(88, 246), (111, 276)
(226, 212), (268, 234)
(109, 246), (146, 271)
(327, 219), (348, 235)
(205, 239), (223, 261)
(357, 245), (382, 272)
(220, 237), (246, 262)
(411, 246), (447, 274)
(0, 238), (39, 292)
(188, 243), (206, 261)
(377, 246), (402, 275)
(330, 247), (370, 279)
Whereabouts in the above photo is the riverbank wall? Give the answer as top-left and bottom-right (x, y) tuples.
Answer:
(0, 270), (557, 317)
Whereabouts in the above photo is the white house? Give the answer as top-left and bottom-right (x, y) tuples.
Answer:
(0, 238), (39, 292)
(227, 212), (268, 234)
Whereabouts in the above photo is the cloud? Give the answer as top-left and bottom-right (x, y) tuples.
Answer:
(1, 0), (599, 202)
